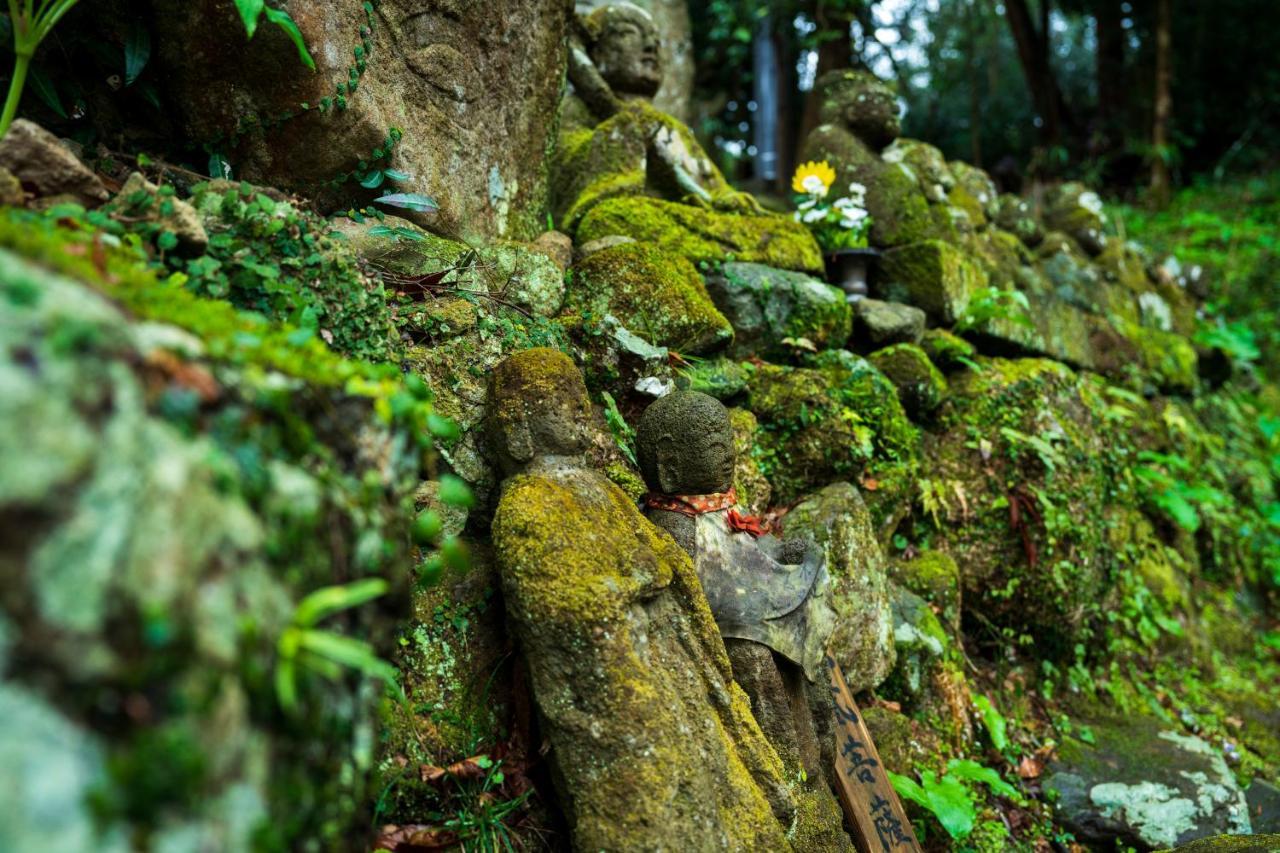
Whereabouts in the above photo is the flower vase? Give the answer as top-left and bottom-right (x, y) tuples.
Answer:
(824, 248), (879, 303)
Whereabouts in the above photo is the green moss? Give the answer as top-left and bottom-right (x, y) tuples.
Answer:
(801, 124), (938, 249)
(893, 550), (961, 629)
(868, 343), (948, 419)
(947, 184), (987, 228)
(744, 352), (919, 524)
(605, 461), (647, 502)
(1115, 318), (1199, 394)
(1156, 835), (1280, 853)
(577, 196), (824, 274)
(565, 241), (733, 354)
(728, 407), (773, 514)
(705, 262), (852, 359)
(879, 240), (988, 325)
(920, 328), (976, 370)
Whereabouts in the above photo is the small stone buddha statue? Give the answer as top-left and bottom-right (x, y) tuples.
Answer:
(554, 3), (762, 228)
(489, 349), (794, 849)
(636, 389), (838, 680)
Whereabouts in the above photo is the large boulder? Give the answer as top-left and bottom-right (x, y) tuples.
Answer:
(703, 262), (851, 359)
(1045, 712), (1253, 849)
(576, 196), (824, 274)
(150, 0), (570, 240)
(921, 358), (1117, 652)
(851, 298), (927, 348)
(882, 139), (954, 204)
(1043, 181), (1109, 256)
(868, 343), (948, 419)
(1158, 837), (1280, 853)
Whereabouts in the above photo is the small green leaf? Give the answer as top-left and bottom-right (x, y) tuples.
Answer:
(359, 170), (386, 189)
(973, 694), (1009, 752)
(374, 192), (438, 213)
(438, 474), (475, 509)
(233, 0), (265, 38)
(426, 412), (460, 442)
(946, 759), (1020, 801)
(156, 231), (179, 251)
(263, 7), (316, 71)
(27, 66), (66, 119)
(411, 510), (444, 546)
(293, 578), (388, 628)
(125, 21), (151, 85)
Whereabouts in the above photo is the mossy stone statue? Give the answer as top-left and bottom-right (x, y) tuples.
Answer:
(490, 350), (794, 850)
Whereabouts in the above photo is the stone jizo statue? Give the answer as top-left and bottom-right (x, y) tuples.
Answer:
(636, 389), (838, 680)
(488, 349), (794, 850)
(555, 3), (762, 226)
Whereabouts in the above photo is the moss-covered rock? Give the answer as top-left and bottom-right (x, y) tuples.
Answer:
(784, 483), (896, 692)
(1115, 317), (1200, 394)
(949, 160), (1000, 222)
(565, 241), (733, 354)
(878, 240), (988, 324)
(1158, 835), (1280, 853)
(743, 353), (919, 521)
(1044, 712), (1253, 848)
(576, 195), (824, 274)
(880, 583), (973, 745)
(801, 125), (940, 249)
(995, 193), (1044, 247)
(729, 408), (773, 514)
(869, 343), (948, 419)
(703, 262), (851, 359)
(920, 328), (976, 370)
(1043, 182), (1108, 256)
(851, 298), (927, 348)
(892, 550), (963, 633)
(0, 218), (426, 850)
(921, 357), (1118, 652)
(882, 138), (955, 203)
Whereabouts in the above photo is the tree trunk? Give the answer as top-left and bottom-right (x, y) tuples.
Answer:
(966, 0), (983, 167)
(799, 0), (860, 146)
(1003, 0), (1072, 148)
(1094, 0), (1125, 149)
(1150, 0), (1174, 206)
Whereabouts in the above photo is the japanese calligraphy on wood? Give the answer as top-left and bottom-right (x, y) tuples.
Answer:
(826, 655), (921, 852)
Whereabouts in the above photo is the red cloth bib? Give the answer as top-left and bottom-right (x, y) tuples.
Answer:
(644, 487), (766, 537)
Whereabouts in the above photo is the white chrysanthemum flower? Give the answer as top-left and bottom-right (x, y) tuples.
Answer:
(803, 207), (827, 224)
(802, 174), (830, 196)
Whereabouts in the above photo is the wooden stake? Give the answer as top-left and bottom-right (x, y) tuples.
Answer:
(826, 655), (921, 852)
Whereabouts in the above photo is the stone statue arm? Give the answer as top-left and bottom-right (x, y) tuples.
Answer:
(567, 25), (621, 122)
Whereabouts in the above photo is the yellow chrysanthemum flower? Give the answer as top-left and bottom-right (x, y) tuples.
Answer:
(791, 160), (836, 196)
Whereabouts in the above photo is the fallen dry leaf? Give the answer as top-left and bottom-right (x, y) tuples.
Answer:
(1017, 754), (1043, 779)
(374, 824), (459, 851)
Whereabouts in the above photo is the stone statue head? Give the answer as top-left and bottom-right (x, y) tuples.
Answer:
(583, 4), (662, 99)
(816, 69), (901, 151)
(488, 348), (594, 475)
(637, 390), (735, 495)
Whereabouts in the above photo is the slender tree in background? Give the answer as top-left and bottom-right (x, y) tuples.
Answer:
(1092, 0), (1125, 153)
(1150, 0), (1174, 206)
(1002, 0), (1074, 149)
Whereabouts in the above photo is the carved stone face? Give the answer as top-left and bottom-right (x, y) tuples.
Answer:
(816, 69), (901, 151)
(637, 390), (736, 495)
(588, 5), (662, 98)
(488, 348), (595, 475)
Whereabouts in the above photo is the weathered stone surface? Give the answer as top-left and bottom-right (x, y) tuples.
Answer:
(783, 482), (896, 692)
(1045, 713), (1252, 849)
(802, 124), (939, 250)
(882, 139), (954, 204)
(851, 298), (926, 347)
(150, 0), (569, 240)
(0, 166), (24, 206)
(566, 241), (733, 354)
(106, 171), (208, 252)
(869, 343), (948, 418)
(1044, 181), (1109, 256)
(1247, 780), (1280, 834)
(532, 229), (574, 271)
(490, 349), (793, 851)
(577, 195), (824, 273)
(0, 242), (419, 849)
(878, 240), (987, 325)
(0, 119), (107, 206)
(1158, 836), (1280, 853)
(814, 69), (901, 151)
(703, 262), (851, 359)
(920, 328), (975, 371)
(948, 160), (999, 223)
